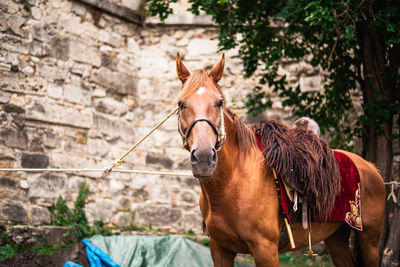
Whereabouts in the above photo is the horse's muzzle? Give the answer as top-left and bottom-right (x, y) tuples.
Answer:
(190, 147), (217, 178)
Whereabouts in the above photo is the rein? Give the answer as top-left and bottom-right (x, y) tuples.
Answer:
(178, 106), (226, 151)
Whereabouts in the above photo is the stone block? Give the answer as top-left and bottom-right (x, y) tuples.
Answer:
(109, 179), (124, 194)
(90, 67), (137, 95)
(112, 23), (137, 37)
(67, 176), (85, 193)
(63, 83), (91, 106)
(147, 182), (172, 204)
(30, 41), (50, 57)
(187, 38), (218, 58)
(92, 112), (135, 142)
(101, 52), (120, 70)
(145, 153), (173, 169)
(7, 14), (26, 38)
(28, 173), (68, 199)
(6, 225), (77, 247)
(85, 198), (115, 224)
(68, 176), (97, 194)
(0, 127), (28, 150)
(37, 64), (70, 81)
(71, 62), (92, 78)
(179, 190), (197, 205)
(26, 100), (93, 129)
(31, 6), (42, 20)
(299, 76), (322, 92)
(145, 13), (213, 26)
(94, 97), (128, 116)
(0, 34), (30, 54)
(112, 211), (134, 227)
(87, 138), (109, 157)
(0, 145), (15, 160)
(47, 83), (63, 99)
(31, 206), (51, 225)
(50, 36), (70, 61)
(50, 153), (104, 177)
(131, 187), (149, 202)
(0, 1), (19, 13)
(116, 196), (132, 211)
(1, 200), (28, 224)
(70, 42), (101, 67)
(21, 152), (49, 168)
(43, 130), (59, 148)
(0, 91), (11, 103)
(2, 103), (25, 114)
(0, 177), (18, 189)
(136, 205), (182, 227)
(20, 180), (29, 190)
(22, 65), (34, 75)
(183, 212), (203, 234)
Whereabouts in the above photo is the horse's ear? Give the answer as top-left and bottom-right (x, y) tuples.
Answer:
(176, 53), (190, 84)
(209, 53), (225, 83)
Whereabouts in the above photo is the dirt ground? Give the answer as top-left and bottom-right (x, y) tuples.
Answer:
(0, 243), (89, 267)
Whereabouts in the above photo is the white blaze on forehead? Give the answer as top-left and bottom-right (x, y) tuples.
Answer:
(196, 87), (205, 96)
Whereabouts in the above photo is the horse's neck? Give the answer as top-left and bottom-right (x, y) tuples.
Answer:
(198, 112), (251, 199)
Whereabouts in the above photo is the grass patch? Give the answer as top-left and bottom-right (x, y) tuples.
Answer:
(279, 252), (333, 267)
(0, 239), (75, 262)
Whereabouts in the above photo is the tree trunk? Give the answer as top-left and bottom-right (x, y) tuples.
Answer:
(381, 190), (400, 267)
(356, 7), (397, 265)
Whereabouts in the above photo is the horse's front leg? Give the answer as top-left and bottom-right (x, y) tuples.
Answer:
(209, 238), (236, 267)
(249, 240), (279, 267)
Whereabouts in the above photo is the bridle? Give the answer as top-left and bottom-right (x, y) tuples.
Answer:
(177, 106), (226, 151)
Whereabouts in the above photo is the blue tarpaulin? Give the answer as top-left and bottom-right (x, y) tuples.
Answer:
(64, 235), (250, 267)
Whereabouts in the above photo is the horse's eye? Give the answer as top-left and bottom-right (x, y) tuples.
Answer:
(178, 101), (186, 110)
(216, 99), (223, 108)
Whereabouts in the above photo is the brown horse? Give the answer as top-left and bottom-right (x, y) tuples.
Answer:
(174, 54), (385, 267)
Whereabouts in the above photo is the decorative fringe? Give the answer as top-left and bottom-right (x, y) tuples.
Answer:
(252, 120), (341, 222)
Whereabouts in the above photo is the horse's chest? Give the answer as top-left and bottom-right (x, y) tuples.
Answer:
(205, 214), (250, 253)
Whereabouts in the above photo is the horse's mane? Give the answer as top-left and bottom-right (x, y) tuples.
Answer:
(252, 119), (341, 222)
(226, 109), (258, 158)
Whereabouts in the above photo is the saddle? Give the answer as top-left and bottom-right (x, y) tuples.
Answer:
(252, 118), (341, 223)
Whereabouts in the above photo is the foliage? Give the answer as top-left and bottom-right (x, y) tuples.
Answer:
(0, 244), (16, 262)
(202, 237), (209, 247)
(146, 0), (400, 149)
(186, 229), (197, 236)
(48, 180), (111, 240)
(48, 196), (71, 226)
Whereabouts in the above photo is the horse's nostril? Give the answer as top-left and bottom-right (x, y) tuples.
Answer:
(211, 148), (217, 163)
(190, 149), (198, 163)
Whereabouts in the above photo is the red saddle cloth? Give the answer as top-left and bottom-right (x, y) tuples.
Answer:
(255, 135), (363, 231)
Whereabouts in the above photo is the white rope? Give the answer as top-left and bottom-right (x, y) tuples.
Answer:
(384, 181), (400, 185)
(0, 168), (193, 177)
(385, 181), (400, 203)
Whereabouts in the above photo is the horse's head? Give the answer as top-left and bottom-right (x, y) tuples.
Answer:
(176, 53), (226, 178)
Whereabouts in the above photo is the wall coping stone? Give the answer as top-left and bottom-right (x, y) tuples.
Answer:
(77, 0), (144, 25)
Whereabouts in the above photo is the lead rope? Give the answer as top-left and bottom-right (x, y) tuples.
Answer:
(105, 106), (179, 173)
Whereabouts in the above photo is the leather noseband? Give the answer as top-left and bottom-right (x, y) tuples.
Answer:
(177, 107), (226, 151)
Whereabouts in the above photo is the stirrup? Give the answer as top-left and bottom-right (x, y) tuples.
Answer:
(303, 210), (317, 257)
(303, 231), (317, 257)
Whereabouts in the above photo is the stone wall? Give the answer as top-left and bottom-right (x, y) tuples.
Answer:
(0, 0), (398, 235)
